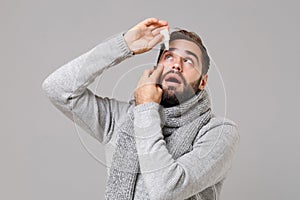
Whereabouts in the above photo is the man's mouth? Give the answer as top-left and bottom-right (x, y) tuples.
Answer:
(164, 74), (182, 84)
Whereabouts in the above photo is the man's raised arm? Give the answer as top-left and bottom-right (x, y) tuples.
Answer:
(41, 18), (168, 144)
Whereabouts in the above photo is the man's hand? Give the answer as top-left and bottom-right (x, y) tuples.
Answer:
(135, 64), (164, 105)
(124, 18), (168, 55)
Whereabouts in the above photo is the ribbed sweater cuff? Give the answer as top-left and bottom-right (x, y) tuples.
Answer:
(133, 102), (162, 138)
(115, 32), (134, 58)
(134, 102), (160, 112)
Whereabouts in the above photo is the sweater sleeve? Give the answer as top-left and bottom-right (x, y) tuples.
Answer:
(133, 103), (240, 200)
(42, 33), (133, 144)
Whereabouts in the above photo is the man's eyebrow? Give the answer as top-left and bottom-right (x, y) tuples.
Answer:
(168, 48), (199, 63)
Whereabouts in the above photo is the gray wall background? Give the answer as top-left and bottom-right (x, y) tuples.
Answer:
(1, 0), (299, 199)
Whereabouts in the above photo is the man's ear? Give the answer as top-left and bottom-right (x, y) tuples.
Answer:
(198, 74), (208, 90)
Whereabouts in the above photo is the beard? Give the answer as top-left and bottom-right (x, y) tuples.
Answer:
(159, 71), (202, 108)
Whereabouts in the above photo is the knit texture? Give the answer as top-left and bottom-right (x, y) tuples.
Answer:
(105, 89), (212, 200)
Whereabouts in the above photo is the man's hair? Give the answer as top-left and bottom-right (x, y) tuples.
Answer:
(157, 29), (210, 75)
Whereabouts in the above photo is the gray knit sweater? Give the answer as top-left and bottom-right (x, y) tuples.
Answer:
(42, 33), (240, 200)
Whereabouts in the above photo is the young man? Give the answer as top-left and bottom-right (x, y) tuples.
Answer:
(42, 18), (239, 200)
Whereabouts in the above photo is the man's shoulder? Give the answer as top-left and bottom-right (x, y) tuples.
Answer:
(194, 115), (239, 143)
(205, 115), (238, 130)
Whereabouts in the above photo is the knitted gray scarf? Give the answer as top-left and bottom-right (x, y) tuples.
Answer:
(105, 89), (212, 200)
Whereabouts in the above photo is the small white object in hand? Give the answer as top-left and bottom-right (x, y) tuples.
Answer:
(160, 29), (170, 50)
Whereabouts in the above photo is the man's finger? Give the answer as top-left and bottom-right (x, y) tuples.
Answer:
(148, 33), (164, 49)
(143, 18), (159, 26)
(144, 18), (168, 29)
(142, 69), (155, 77)
(158, 20), (168, 25)
(152, 26), (169, 36)
(149, 64), (164, 81)
(141, 69), (151, 79)
(149, 23), (168, 32)
(139, 69), (153, 83)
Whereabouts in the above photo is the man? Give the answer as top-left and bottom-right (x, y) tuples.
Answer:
(42, 18), (239, 200)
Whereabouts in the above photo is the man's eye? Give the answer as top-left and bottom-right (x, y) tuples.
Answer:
(184, 58), (193, 65)
(165, 54), (173, 60)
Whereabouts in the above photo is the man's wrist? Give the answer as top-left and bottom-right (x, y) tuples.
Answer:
(122, 32), (135, 55)
(133, 102), (161, 132)
(134, 101), (160, 112)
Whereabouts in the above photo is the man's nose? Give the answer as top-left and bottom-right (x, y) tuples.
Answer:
(171, 56), (183, 72)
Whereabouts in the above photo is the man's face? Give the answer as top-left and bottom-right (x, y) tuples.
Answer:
(157, 39), (206, 107)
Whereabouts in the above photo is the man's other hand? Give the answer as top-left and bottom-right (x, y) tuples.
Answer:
(134, 64), (164, 105)
(124, 18), (168, 55)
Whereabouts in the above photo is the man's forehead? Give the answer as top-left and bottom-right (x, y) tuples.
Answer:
(169, 40), (202, 59)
